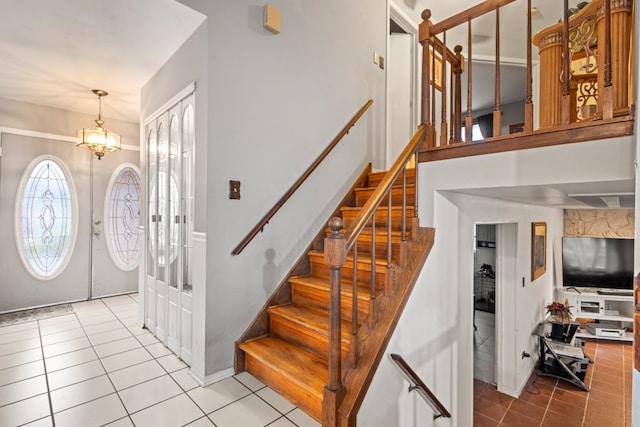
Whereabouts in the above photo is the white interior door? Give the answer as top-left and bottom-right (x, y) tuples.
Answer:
(0, 132), (140, 312)
(144, 91), (194, 363)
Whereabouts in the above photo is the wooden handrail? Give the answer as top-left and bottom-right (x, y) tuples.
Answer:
(421, 0), (516, 40)
(390, 353), (452, 420)
(231, 99), (373, 255)
(343, 125), (426, 250)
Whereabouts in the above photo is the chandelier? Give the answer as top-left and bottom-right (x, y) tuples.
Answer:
(77, 89), (121, 159)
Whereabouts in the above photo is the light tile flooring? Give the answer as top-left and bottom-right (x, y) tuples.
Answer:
(0, 294), (320, 427)
(474, 310), (496, 384)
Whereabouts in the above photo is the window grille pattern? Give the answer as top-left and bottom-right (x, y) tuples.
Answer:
(106, 166), (141, 270)
(17, 158), (75, 279)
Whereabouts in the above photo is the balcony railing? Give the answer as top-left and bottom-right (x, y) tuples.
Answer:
(417, 0), (635, 162)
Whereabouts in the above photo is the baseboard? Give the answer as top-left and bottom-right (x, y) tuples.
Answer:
(189, 367), (234, 387)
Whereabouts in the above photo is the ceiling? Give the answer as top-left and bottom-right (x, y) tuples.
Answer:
(0, 0), (633, 209)
(0, 0), (205, 123)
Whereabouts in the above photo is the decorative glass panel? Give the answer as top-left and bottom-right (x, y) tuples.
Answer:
(105, 165), (141, 271)
(15, 156), (77, 280)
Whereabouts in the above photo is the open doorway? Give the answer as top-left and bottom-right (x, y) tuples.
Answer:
(474, 224), (496, 384)
(387, 5), (419, 169)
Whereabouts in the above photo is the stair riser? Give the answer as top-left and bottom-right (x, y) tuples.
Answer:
(368, 169), (415, 187)
(341, 209), (414, 231)
(309, 260), (388, 289)
(290, 284), (369, 325)
(355, 188), (415, 207)
(269, 315), (349, 361)
(244, 355), (322, 422)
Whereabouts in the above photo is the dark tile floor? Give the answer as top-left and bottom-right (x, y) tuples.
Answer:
(473, 339), (632, 426)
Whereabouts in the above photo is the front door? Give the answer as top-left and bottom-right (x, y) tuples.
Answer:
(0, 131), (140, 312)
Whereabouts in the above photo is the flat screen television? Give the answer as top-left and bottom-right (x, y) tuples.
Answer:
(562, 237), (634, 290)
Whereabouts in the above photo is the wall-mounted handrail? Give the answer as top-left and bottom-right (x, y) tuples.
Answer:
(231, 99), (373, 255)
(390, 353), (452, 420)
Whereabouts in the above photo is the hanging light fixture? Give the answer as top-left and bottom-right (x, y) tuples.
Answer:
(77, 89), (121, 160)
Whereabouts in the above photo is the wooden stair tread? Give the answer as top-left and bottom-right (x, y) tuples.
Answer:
(239, 336), (327, 397)
(268, 304), (352, 344)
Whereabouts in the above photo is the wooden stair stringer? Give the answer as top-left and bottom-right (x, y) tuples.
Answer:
(336, 226), (436, 427)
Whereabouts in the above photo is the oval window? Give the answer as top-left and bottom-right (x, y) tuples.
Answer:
(14, 156), (77, 280)
(105, 165), (141, 271)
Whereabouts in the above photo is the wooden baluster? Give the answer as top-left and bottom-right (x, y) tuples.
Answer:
(401, 167), (407, 242)
(431, 39), (436, 138)
(525, 0), (533, 132)
(412, 148), (419, 240)
(449, 65), (454, 144)
(387, 189), (392, 269)
(371, 213), (376, 298)
(465, 18), (473, 142)
(322, 217), (346, 426)
(602, 0), (613, 119)
(420, 10), (433, 148)
(352, 244), (358, 335)
(453, 45), (463, 141)
(440, 30), (448, 146)
(493, 7), (502, 137)
(561, 0), (571, 125)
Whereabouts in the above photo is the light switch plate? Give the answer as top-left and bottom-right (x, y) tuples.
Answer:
(229, 180), (241, 200)
(264, 4), (281, 34)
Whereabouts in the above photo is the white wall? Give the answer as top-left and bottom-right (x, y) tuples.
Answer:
(359, 134), (635, 425)
(144, 0), (388, 380)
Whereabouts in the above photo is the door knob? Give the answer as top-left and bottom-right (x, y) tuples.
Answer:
(94, 220), (102, 226)
(94, 230), (101, 237)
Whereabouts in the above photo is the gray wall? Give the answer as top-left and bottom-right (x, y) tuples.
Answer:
(144, 0), (388, 378)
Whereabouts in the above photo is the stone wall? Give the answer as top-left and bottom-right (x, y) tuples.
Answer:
(563, 209), (635, 238)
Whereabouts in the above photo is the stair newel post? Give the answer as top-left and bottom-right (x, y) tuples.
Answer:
(323, 217), (346, 427)
(420, 9), (433, 148)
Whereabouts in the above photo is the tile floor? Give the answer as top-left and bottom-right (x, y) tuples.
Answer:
(474, 310), (496, 384)
(0, 294), (320, 427)
(474, 339), (633, 426)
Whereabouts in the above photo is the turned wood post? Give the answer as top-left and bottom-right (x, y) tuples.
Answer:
(596, 0), (631, 116)
(452, 45), (464, 141)
(323, 217), (346, 426)
(561, 0), (571, 126)
(525, 0), (533, 131)
(465, 18), (473, 143)
(420, 10), (434, 148)
(493, 7), (502, 137)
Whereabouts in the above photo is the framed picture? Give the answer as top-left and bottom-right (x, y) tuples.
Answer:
(531, 222), (547, 281)
(429, 47), (442, 91)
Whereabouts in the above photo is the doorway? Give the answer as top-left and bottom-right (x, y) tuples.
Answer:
(474, 224), (496, 384)
(0, 131), (140, 313)
(387, 5), (419, 169)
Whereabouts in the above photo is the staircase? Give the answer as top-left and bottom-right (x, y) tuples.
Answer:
(236, 166), (435, 425)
